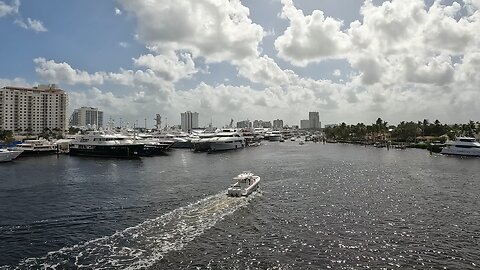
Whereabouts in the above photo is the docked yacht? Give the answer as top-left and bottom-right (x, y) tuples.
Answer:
(135, 134), (175, 155)
(208, 130), (245, 152)
(15, 139), (57, 155)
(440, 137), (480, 157)
(0, 148), (23, 162)
(268, 131), (282, 142)
(192, 132), (217, 152)
(151, 133), (193, 149)
(227, 171), (261, 197)
(69, 131), (144, 158)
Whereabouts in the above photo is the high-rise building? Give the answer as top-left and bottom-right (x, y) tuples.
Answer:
(70, 107), (103, 128)
(236, 120), (252, 129)
(309, 112), (320, 130)
(253, 120), (272, 128)
(0, 84), (68, 134)
(273, 119), (283, 129)
(300, 120), (310, 129)
(181, 111), (199, 132)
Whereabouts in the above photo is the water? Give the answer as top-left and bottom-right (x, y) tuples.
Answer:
(1, 142), (479, 269)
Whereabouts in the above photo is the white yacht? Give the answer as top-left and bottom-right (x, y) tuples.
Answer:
(268, 131), (282, 142)
(440, 137), (480, 157)
(0, 148), (23, 162)
(208, 130), (245, 152)
(227, 171), (261, 197)
(192, 132), (217, 152)
(69, 131), (145, 158)
(15, 139), (57, 155)
(134, 133), (175, 155)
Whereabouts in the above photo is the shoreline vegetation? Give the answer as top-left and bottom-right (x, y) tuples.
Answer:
(322, 118), (479, 153)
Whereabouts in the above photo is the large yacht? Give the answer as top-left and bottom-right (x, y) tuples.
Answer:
(69, 131), (145, 158)
(0, 148), (23, 162)
(440, 137), (480, 157)
(15, 139), (57, 155)
(208, 130), (245, 152)
(135, 134), (175, 155)
(151, 133), (193, 149)
(192, 132), (217, 152)
(268, 131), (283, 142)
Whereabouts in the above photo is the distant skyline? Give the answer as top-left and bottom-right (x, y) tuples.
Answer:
(1, 0), (479, 128)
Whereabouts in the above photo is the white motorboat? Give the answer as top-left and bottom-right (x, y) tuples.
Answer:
(440, 137), (480, 157)
(227, 171), (261, 197)
(0, 148), (24, 162)
(14, 139), (57, 155)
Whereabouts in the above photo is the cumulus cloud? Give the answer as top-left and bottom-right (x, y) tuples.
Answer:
(15, 17), (47, 32)
(0, 0), (19, 17)
(0, 77), (30, 87)
(133, 52), (198, 82)
(1, 0), (47, 32)
(114, 7), (122, 15)
(23, 0), (480, 126)
(34, 58), (106, 85)
(274, 0), (351, 66)
(118, 0), (265, 62)
(236, 55), (290, 86)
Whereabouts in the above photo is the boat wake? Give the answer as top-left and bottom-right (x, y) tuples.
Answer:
(4, 192), (256, 270)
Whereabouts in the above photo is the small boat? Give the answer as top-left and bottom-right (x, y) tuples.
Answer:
(227, 171), (261, 197)
(0, 148), (24, 162)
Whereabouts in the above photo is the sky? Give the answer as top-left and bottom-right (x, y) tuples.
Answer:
(1, 0), (479, 128)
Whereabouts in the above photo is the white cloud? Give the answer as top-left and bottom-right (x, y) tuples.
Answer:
(118, 0), (265, 63)
(274, 0), (351, 66)
(0, 0), (19, 17)
(114, 7), (122, 15)
(118, 42), (129, 48)
(1, 0), (47, 32)
(0, 77), (30, 88)
(34, 58), (106, 85)
(236, 55), (290, 86)
(21, 0), (480, 126)
(15, 17), (47, 32)
(133, 52), (198, 82)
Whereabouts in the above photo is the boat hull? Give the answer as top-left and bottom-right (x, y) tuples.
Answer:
(69, 144), (144, 158)
(0, 149), (23, 162)
(209, 141), (244, 152)
(172, 141), (193, 149)
(440, 148), (480, 157)
(268, 136), (282, 142)
(18, 149), (57, 156)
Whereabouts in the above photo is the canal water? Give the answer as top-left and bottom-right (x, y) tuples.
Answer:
(0, 142), (479, 269)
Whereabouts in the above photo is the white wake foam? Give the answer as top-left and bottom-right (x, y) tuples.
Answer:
(5, 191), (256, 269)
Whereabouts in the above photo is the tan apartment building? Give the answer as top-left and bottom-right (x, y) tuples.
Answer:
(0, 84), (68, 135)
